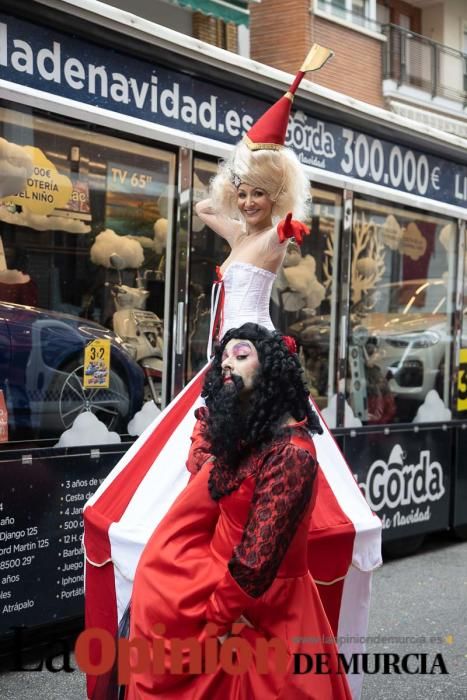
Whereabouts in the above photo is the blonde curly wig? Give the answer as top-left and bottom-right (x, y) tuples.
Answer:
(209, 141), (311, 223)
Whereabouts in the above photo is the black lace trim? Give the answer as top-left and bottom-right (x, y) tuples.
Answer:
(208, 454), (256, 501)
(227, 442), (316, 598)
(207, 426), (310, 502)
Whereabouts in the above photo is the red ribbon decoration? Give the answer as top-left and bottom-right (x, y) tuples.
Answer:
(282, 335), (297, 354)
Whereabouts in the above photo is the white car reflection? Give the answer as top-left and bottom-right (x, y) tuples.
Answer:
(362, 279), (453, 403)
(288, 279), (459, 408)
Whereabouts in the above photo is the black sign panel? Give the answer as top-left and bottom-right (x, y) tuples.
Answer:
(453, 426), (467, 528)
(0, 446), (128, 635)
(342, 427), (452, 542)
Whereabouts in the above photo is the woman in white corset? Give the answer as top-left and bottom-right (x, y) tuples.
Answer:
(83, 48), (381, 700)
(197, 135), (310, 337)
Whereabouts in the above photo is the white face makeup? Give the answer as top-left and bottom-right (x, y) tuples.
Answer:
(221, 339), (260, 394)
(236, 184), (274, 231)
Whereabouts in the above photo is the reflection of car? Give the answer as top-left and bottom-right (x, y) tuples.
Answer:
(363, 279), (454, 403)
(0, 302), (145, 439)
(289, 279), (462, 406)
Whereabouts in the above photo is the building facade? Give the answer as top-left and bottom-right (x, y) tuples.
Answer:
(0, 0), (466, 634)
(250, 0), (467, 138)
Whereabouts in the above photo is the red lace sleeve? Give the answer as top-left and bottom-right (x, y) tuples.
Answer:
(205, 440), (317, 634)
(228, 441), (317, 598)
(186, 408), (213, 476)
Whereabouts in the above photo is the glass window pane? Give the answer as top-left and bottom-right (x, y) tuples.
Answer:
(272, 187), (342, 412)
(317, 0), (346, 20)
(376, 2), (390, 25)
(399, 13), (411, 30)
(346, 197), (457, 425)
(352, 0), (366, 17)
(0, 105), (176, 443)
(463, 227), (467, 343)
(331, 0), (347, 19)
(458, 225), (467, 417)
(187, 157), (229, 383)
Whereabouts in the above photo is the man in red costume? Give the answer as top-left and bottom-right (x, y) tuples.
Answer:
(84, 46), (381, 700)
(124, 323), (352, 699)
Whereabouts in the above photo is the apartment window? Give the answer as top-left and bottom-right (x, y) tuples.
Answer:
(192, 12), (238, 52)
(318, 0), (345, 13)
(399, 13), (410, 30)
(376, 2), (389, 25)
(376, 1), (421, 33)
(317, 0), (379, 32)
(352, 0), (366, 18)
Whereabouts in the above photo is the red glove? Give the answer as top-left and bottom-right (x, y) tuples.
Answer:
(277, 212), (310, 246)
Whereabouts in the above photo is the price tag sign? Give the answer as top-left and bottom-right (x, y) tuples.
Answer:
(457, 349), (467, 412)
(83, 339), (111, 389)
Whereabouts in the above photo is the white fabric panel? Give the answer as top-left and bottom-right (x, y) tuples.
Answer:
(86, 367), (205, 507)
(337, 566), (374, 700)
(313, 412), (382, 571)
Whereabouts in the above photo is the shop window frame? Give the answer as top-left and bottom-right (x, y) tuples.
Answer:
(0, 99), (180, 444)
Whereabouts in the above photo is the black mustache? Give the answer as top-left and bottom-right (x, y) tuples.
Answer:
(222, 373), (244, 391)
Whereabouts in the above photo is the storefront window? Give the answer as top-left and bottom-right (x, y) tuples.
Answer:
(457, 223), (467, 416)
(272, 188), (342, 411)
(0, 106), (176, 443)
(346, 197), (457, 425)
(463, 225), (467, 342)
(187, 158), (229, 382)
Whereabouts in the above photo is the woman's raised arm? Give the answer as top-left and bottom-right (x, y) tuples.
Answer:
(195, 198), (241, 245)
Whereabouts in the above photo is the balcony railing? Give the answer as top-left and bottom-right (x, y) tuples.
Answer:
(382, 24), (467, 107)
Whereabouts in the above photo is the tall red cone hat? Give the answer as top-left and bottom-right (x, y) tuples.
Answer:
(244, 44), (334, 151)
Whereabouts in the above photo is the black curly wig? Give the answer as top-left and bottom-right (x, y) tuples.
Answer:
(201, 323), (322, 471)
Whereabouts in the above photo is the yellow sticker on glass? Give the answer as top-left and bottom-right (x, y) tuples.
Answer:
(83, 339), (111, 389)
(457, 348), (467, 412)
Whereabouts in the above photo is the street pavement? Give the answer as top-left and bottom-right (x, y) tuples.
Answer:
(361, 533), (467, 699)
(0, 533), (466, 699)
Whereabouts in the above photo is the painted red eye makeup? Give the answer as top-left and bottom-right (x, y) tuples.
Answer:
(222, 342), (252, 361)
(231, 342), (252, 357)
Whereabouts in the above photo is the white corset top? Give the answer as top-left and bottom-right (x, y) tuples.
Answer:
(220, 262), (276, 337)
